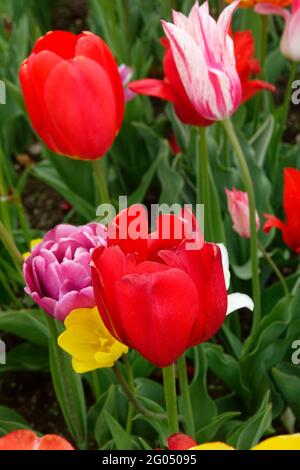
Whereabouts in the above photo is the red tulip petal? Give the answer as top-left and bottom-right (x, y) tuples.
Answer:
(263, 214), (286, 234)
(38, 435), (74, 450)
(168, 433), (197, 450)
(44, 56), (118, 159)
(0, 430), (38, 450)
(108, 205), (149, 262)
(32, 31), (79, 59)
(283, 168), (300, 250)
(148, 213), (189, 260)
(241, 80), (275, 103)
(92, 245), (128, 342)
(129, 79), (177, 102)
(20, 52), (73, 155)
(76, 33), (124, 131)
(113, 267), (199, 367)
(159, 243), (227, 345)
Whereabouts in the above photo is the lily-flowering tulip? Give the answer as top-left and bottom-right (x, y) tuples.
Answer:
(167, 432), (300, 450)
(0, 430), (74, 450)
(130, 5), (274, 125)
(264, 168), (300, 253)
(20, 31), (124, 160)
(226, 188), (261, 238)
(255, 0), (300, 62)
(23, 223), (107, 321)
(91, 206), (253, 368)
(226, 0), (291, 8)
(58, 307), (128, 373)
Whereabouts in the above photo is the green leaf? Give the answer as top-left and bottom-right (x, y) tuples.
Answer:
(0, 406), (27, 425)
(249, 115), (275, 168)
(46, 317), (87, 449)
(0, 343), (48, 374)
(190, 346), (217, 431)
(196, 412), (241, 443)
(227, 392), (272, 450)
(128, 140), (168, 205)
(204, 343), (250, 401)
(0, 309), (48, 347)
(272, 363), (300, 421)
(104, 411), (133, 450)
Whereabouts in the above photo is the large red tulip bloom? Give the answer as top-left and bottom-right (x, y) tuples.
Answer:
(264, 168), (300, 253)
(129, 30), (274, 127)
(20, 31), (124, 160)
(91, 206), (253, 367)
(0, 430), (74, 450)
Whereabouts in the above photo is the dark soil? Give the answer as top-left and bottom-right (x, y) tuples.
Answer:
(52, 0), (88, 32)
(22, 176), (72, 231)
(0, 371), (73, 441)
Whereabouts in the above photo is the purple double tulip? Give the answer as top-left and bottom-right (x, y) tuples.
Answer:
(23, 223), (107, 321)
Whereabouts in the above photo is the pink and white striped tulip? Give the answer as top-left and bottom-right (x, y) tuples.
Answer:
(161, 1), (242, 121)
(226, 188), (261, 239)
(255, 0), (300, 62)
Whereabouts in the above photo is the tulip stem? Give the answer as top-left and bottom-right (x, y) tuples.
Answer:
(257, 240), (289, 297)
(163, 364), (179, 435)
(113, 365), (172, 422)
(222, 119), (261, 340)
(253, 15), (269, 131)
(197, 127), (212, 241)
(124, 355), (135, 435)
(0, 221), (23, 267)
(273, 62), (298, 180)
(92, 159), (110, 205)
(177, 356), (195, 438)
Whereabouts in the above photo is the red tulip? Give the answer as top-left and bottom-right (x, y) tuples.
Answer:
(91, 206), (253, 368)
(20, 31), (124, 160)
(0, 430), (74, 450)
(129, 30), (274, 126)
(168, 433), (197, 450)
(264, 168), (300, 253)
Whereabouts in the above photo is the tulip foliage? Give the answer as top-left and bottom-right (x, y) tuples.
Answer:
(0, 0), (299, 452)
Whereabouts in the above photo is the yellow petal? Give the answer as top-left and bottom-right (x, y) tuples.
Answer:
(58, 306), (128, 373)
(191, 442), (235, 450)
(252, 434), (300, 450)
(72, 358), (101, 374)
(58, 325), (99, 361)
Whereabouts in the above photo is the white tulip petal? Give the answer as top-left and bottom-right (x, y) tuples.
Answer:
(226, 293), (254, 316)
(217, 243), (230, 290)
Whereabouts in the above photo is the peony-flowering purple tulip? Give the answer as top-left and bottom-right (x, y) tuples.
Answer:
(23, 223), (107, 321)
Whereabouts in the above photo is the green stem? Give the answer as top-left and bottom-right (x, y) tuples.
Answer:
(0, 161), (11, 231)
(92, 159), (110, 205)
(91, 370), (101, 400)
(113, 364), (170, 422)
(257, 240), (289, 297)
(123, 0), (132, 62)
(163, 364), (179, 435)
(124, 355), (134, 435)
(253, 16), (269, 131)
(222, 119), (261, 340)
(14, 192), (31, 245)
(0, 221), (23, 267)
(177, 355), (195, 438)
(197, 127), (212, 241)
(272, 62), (298, 178)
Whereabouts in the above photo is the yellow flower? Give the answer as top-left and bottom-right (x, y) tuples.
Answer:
(190, 434), (300, 450)
(226, 0), (291, 7)
(58, 307), (128, 373)
(23, 238), (43, 260)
